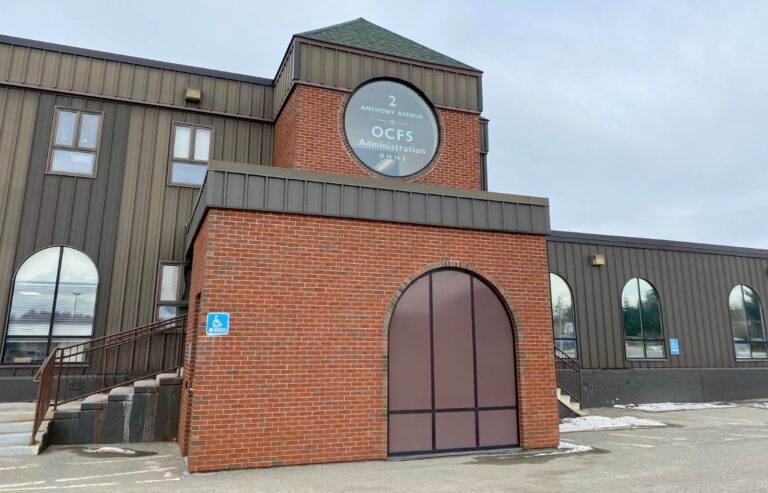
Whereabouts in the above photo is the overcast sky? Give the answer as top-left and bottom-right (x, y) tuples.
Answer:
(2, 1), (766, 248)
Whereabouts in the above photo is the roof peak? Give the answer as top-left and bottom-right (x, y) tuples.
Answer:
(296, 18), (478, 72)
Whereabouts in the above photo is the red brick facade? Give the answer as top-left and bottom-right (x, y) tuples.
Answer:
(274, 84), (483, 190)
(178, 209), (559, 472)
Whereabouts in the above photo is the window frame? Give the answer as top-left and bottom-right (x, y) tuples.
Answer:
(621, 277), (666, 361)
(46, 107), (103, 178)
(549, 272), (578, 358)
(728, 284), (767, 361)
(167, 122), (215, 188)
(154, 261), (189, 321)
(1, 246), (98, 366)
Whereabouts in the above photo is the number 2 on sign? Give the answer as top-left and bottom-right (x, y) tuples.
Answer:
(388, 95), (396, 107)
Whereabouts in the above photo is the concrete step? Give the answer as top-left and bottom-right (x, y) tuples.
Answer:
(134, 379), (159, 393)
(156, 372), (182, 386)
(0, 405), (36, 423)
(0, 430), (45, 445)
(0, 444), (42, 456)
(557, 387), (587, 416)
(108, 386), (134, 401)
(0, 419), (49, 434)
(81, 393), (109, 410)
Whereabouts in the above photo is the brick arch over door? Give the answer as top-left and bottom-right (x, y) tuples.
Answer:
(388, 268), (519, 455)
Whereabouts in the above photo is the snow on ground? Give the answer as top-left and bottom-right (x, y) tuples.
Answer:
(83, 446), (136, 455)
(560, 415), (666, 433)
(534, 441), (594, 456)
(614, 402), (736, 412)
(749, 402), (768, 409)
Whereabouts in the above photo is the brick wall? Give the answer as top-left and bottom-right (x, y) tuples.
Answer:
(273, 84), (483, 189)
(179, 208), (559, 472)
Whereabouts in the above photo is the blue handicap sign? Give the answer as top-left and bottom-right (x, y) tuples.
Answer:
(670, 338), (680, 356)
(206, 312), (230, 336)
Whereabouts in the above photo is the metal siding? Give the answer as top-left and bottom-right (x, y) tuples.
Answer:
(0, 89), (38, 376)
(273, 46), (295, 118)
(187, 163), (551, 252)
(0, 42), (274, 120)
(292, 42), (481, 113)
(548, 238), (768, 370)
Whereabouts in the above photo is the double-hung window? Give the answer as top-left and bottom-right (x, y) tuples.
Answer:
(168, 123), (213, 186)
(48, 108), (103, 177)
(155, 262), (188, 321)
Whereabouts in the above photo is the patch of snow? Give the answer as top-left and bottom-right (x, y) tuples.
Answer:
(749, 402), (768, 409)
(534, 441), (594, 456)
(560, 415), (666, 433)
(614, 402), (736, 412)
(83, 446), (136, 455)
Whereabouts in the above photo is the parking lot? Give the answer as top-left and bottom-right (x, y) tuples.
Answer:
(1, 405), (767, 492)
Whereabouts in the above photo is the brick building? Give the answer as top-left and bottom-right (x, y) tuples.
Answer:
(178, 19), (559, 471)
(1, 17), (767, 465)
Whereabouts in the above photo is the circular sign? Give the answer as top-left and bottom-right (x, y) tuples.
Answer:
(344, 80), (439, 177)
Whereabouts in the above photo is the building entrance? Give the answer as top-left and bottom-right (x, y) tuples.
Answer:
(388, 269), (519, 455)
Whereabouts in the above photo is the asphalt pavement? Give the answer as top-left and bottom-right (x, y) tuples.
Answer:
(1, 405), (767, 492)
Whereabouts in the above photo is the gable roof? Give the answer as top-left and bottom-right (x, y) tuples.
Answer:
(296, 18), (478, 72)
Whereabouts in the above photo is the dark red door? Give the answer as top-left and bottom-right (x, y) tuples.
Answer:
(388, 269), (518, 455)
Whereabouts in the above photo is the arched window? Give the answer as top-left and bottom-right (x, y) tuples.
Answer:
(728, 285), (767, 359)
(2, 247), (98, 365)
(622, 278), (665, 359)
(550, 273), (577, 358)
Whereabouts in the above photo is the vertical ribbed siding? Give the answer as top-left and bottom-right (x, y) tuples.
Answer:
(272, 45), (295, 118)
(12, 93), (130, 377)
(293, 42), (481, 112)
(0, 87), (274, 376)
(0, 43), (274, 120)
(547, 239), (768, 370)
(105, 106), (273, 337)
(0, 88), (38, 377)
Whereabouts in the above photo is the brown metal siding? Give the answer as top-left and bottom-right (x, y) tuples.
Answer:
(0, 43), (274, 120)
(272, 46), (295, 118)
(294, 42), (481, 113)
(12, 93), (129, 372)
(105, 107), (273, 335)
(0, 92), (274, 376)
(0, 88), (39, 377)
(547, 238), (768, 370)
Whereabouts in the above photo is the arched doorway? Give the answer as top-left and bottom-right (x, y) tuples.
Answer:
(388, 269), (519, 455)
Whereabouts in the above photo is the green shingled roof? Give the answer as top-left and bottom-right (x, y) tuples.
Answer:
(296, 18), (478, 72)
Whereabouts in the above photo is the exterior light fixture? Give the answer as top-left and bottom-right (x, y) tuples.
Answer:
(184, 88), (202, 103)
(591, 254), (606, 267)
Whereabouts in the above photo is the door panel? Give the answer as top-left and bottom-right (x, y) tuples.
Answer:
(432, 270), (474, 409)
(388, 270), (519, 455)
(388, 276), (431, 411)
(474, 279), (517, 407)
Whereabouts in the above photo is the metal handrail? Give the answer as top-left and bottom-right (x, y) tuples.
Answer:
(31, 315), (187, 445)
(553, 346), (582, 404)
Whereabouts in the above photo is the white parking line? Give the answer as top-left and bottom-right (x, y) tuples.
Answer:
(0, 482), (46, 490)
(0, 482), (117, 491)
(607, 442), (656, 448)
(726, 433), (768, 439)
(0, 465), (40, 472)
(608, 432), (687, 441)
(61, 454), (174, 466)
(54, 467), (177, 482)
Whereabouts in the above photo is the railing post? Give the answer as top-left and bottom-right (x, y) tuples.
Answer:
(101, 346), (108, 389)
(53, 348), (62, 410)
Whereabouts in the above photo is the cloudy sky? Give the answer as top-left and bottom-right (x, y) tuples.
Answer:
(2, 1), (766, 247)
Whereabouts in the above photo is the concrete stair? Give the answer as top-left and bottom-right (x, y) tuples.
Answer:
(557, 388), (587, 417)
(0, 402), (52, 456)
(51, 371), (182, 445)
